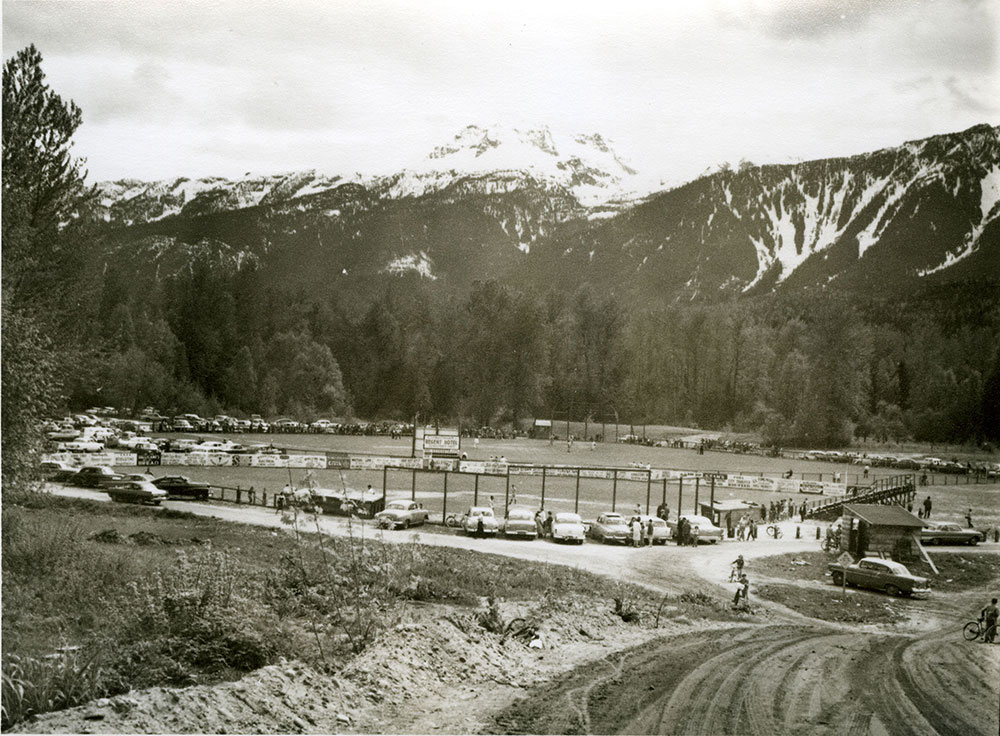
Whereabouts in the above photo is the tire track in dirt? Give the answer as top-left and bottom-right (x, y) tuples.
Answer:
(490, 625), (1000, 735)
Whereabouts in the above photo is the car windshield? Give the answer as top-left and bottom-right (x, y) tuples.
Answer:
(603, 515), (625, 524)
(387, 501), (410, 510)
(554, 513), (581, 524)
(468, 508), (493, 517)
(507, 510), (533, 520)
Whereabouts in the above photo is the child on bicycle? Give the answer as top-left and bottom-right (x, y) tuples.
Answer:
(981, 598), (998, 643)
(730, 555), (745, 581)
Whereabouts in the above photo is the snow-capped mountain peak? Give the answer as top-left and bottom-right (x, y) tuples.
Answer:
(390, 124), (647, 206)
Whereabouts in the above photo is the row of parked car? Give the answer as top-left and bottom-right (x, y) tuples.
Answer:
(802, 449), (997, 476)
(374, 502), (723, 545)
(42, 461), (210, 503)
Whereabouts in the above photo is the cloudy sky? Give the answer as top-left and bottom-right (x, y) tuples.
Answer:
(3, 0), (997, 184)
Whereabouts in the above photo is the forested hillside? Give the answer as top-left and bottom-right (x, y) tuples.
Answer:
(5, 46), (999, 451)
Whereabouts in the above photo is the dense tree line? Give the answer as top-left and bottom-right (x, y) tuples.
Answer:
(5, 46), (999, 456)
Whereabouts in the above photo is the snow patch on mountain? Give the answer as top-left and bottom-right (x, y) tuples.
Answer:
(383, 252), (436, 279)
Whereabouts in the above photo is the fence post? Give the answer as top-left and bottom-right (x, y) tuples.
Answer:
(237, 486), (241, 503)
(710, 477), (715, 509)
(694, 477), (700, 515)
(411, 468), (417, 501)
(678, 478), (683, 517)
(382, 465), (388, 499)
(662, 477), (667, 508)
(575, 468), (581, 513)
(612, 469), (618, 512)
(505, 468), (510, 517)
(443, 471), (448, 523)
(474, 474), (479, 506)
(541, 466), (547, 509)
(645, 470), (652, 514)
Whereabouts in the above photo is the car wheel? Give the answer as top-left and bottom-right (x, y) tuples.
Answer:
(969, 537), (979, 546)
(885, 584), (901, 597)
(832, 571), (844, 586)
(403, 520), (410, 529)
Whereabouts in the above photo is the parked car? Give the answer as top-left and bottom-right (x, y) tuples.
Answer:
(171, 419), (194, 431)
(462, 506), (499, 536)
(74, 465), (123, 488)
(502, 506), (537, 539)
(152, 475), (211, 500)
(827, 557), (931, 597)
(921, 521), (984, 545)
(587, 512), (630, 544)
(550, 511), (585, 544)
(105, 480), (168, 505)
(636, 515), (670, 545)
(375, 499), (430, 529)
(40, 460), (78, 482)
(667, 514), (724, 544)
(60, 439), (104, 452)
(192, 440), (236, 453)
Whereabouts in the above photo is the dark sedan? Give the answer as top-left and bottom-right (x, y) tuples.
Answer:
(152, 475), (211, 500)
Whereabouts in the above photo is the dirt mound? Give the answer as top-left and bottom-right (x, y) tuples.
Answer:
(88, 528), (210, 546)
(19, 595), (666, 734)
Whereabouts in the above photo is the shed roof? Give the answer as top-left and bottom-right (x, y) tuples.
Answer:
(843, 504), (924, 528)
(706, 500), (753, 512)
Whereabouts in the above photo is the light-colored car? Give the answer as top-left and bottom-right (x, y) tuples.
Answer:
(828, 557), (931, 597)
(61, 439), (104, 452)
(172, 419), (194, 431)
(550, 512), (585, 544)
(502, 506), (537, 539)
(667, 514), (724, 544)
(193, 440), (236, 453)
(636, 515), (669, 545)
(588, 512), (630, 544)
(376, 500), (430, 529)
(105, 480), (168, 505)
(921, 521), (984, 545)
(462, 506), (499, 536)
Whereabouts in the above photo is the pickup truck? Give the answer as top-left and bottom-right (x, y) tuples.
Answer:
(828, 557), (930, 597)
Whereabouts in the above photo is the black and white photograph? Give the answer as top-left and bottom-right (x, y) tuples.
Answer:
(2, 0), (998, 733)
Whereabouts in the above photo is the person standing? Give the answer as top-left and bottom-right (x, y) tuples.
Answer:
(634, 518), (644, 547)
(647, 517), (655, 546)
(690, 524), (700, 547)
(966, 508), (974, 528)
(676, 517), (687, 546)
(923, 496), (932, 519)
(535, 509), (545, 537)
(749, 519), (758, 541)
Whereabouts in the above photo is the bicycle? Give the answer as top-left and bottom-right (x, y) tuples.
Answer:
(445, 513), (462, 529)
(963, 619), (997, 642)
(766, 524), (783, 539)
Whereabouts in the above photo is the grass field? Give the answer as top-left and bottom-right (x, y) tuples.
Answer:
(137, 434), (1000, 533)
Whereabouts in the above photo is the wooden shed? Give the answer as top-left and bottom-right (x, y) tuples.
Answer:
(840, 504), (925, 560)
(699, 499), (753, 532)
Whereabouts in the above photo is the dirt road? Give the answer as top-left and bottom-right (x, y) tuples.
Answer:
(45, 487), (1000, 735)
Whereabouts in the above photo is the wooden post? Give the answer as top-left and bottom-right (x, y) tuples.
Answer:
(645, 470), (652, 514)
(505, 468), (510, 517)
(443, 471), (448, 523)
(382, 466), (388, 499)
(677, 478), (683, 517)
(575, 468), (581, 513)
(541, 466), (547, 509)
(710, 477), (715, 509)
(694, 477), (700, 515)
(474, 474), (479, 505)
(612, 469), (618, 511)
(411, 469), (417, 501)
(662, 477), (667, 507)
